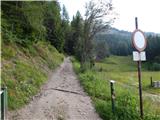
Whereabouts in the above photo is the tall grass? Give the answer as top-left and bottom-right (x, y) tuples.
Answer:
(72, 56), (160, 120)
(1, 41), (64, 110)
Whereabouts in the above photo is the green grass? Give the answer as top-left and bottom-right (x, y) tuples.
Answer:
(1, 41), (64, 110)
(72, 56), (160, 120)
(95, 56), (160, 94)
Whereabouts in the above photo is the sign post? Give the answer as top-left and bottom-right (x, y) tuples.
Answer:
(132, 17), (147, 119)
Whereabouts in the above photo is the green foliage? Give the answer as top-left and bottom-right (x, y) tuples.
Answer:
(115, 93), (139, 120)
(95, 28), (160, 60)
(94, 94), (140, 120)
(94, 99), (114, 120)
(61, 4), (71, 53)
(2, 1), (33, 40)
(154, 56), (160, 63)
(69, 0), (115, 71)
(23, 2), (46, 40)
(5, 60), (46, 109)
(65, 11), (83, 60)
(34, 41), (64, 69)
(1, 1), (65, 110)
(145, 62), (160, 71)
(1, 1), (65, 52)
(1, 41), (64, 110)
(1, 0), (66, 110)
(2, 1), (40, 45)
(95, 41), (110, 60)
(1, 45), (16, 60)
(72, 56), (160, 120)
(2, 57), (46, 109)
(146, 35), (160, 61)
(95, 29), (132, 56)
(44, 1), (64, 52)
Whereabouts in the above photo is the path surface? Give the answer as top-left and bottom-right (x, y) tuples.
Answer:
(8, 57), (101, 120)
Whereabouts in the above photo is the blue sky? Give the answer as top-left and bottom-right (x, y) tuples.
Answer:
(58, 0), (160, 33)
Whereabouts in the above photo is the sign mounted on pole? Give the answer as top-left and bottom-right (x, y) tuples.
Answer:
(132, 17), (147, 119)
(133, 51), (146, 61)
(132, 29), (147, 52)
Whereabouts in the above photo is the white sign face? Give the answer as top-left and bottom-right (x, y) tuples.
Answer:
(134, 31), (145, 49)
(140, 52), (146, 61)
(133, 51), (146, 61)
(133, 51), (139, 61)
(132, 29), (147, 52)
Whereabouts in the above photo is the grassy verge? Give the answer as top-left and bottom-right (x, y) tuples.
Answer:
(1, 41), (64, 110)
(72, 56), (160, 120)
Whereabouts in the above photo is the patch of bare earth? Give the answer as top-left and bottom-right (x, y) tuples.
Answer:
(8, 57), (101, 120)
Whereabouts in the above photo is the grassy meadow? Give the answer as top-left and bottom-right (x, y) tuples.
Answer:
(72, 56), (160, 120)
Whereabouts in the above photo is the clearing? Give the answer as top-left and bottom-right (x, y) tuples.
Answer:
(8, 57), (101, 120)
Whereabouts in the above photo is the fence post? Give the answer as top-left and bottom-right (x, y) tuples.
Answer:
(110, 80), (116, 114)
(1, 87), (7, 120)
(150, 77), (153, 87)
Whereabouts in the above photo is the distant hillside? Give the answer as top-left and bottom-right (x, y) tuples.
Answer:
(100, 28), (131, 37)
(95, 28), (159, 56)
(95, 28), (132, 56)
(99, 27), (159, 37)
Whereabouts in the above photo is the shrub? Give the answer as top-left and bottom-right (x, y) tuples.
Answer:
(115, 93), (139, 120)
(152, 63), (160, 71)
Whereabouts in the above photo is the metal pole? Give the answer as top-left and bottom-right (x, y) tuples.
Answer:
(137, 60), (143, 118)
(1, 87), (7, 120)
(135, 17), (143, 119)
(135, 17), (138, 29)
(1, 89), (5, 120)
(150, 76), (153, 87)
(110, 80), (115, 114)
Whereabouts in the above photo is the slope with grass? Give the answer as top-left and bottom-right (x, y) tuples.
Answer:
(72, 56), (160, 120)
(1, 41), (64, 110)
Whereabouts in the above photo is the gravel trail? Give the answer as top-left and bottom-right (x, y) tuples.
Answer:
(8, 57), (101, 120)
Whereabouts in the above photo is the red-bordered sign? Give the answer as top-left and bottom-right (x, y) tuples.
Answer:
(132, 29), (147, 52)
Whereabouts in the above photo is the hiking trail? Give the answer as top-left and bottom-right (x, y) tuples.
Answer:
(8, 57), (101, 120)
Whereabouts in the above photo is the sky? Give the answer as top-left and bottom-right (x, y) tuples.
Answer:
(58, 0), (160, 33)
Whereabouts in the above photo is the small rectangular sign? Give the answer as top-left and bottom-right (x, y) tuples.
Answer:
(133, 51), (146, 61)
(140, 52), (146, 61)
(133, 51), (139, 61)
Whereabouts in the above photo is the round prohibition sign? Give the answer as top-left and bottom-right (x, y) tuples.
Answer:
(132, 29), (147, 52)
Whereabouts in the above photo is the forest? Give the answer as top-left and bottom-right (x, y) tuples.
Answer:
(2, 1), (160, 70)
(1, 0), (115, 72)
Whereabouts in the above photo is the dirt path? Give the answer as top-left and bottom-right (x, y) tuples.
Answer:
(8, 57), (101, 120)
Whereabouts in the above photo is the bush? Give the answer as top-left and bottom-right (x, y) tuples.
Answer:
(94, 93), (140, 120)
(94, 99), (115, 120)
(154, 56), (160, 63)
(152, 63), (160, 71)
(115, 93), (139, 120)
(94, 92), (160, 120)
